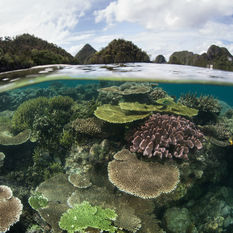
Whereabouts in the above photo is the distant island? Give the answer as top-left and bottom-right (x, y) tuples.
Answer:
(168, 45), (233, 71)
(0, 34), (232, 73)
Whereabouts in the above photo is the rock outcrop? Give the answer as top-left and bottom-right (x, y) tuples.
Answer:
(168, 45), (233, 71)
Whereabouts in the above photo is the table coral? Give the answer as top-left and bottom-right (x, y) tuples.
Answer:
(108, 149), (180, 199)
(0, 185), (23, 233)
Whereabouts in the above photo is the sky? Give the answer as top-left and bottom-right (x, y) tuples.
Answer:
(0, 0), (233, 60)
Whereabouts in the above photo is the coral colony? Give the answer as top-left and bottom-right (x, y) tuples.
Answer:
(130, 113), (204, 159)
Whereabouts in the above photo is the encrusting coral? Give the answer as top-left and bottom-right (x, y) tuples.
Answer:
(0, 185), (23, 233)
(130, 113), (204, 159)
(108, 149), (180, 199)
(68, 173), (92, 189)
(35, 174), (76, 232)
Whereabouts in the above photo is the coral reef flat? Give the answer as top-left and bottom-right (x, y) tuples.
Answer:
(0, 65), (233, 233)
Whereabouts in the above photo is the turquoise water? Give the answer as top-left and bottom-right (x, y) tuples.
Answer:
(0, 64), (233, 233)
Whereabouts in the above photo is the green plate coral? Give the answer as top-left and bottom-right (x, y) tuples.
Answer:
(155, 97), (198, 117)
(119, 102), (163, 112)
(59, 201), (117, 233)
(119, 97), (198, 118)
(94, 104), (150, 123)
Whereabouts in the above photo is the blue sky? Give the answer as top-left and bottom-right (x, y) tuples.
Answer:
(0, 0), (233, 60)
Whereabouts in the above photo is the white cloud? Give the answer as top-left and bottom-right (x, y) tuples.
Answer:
(95, 0), (233, 30)
(68, 44), (85, 56)
(0, 0), (92, 45)
(94, 0), (233, 58)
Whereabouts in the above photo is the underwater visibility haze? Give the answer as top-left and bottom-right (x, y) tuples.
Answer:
(0, 63), (233, 233)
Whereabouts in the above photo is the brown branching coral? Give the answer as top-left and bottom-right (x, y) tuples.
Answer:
(108, 149), (180, 199)
(178, 93), (221, 114)
(130, 113), (204, 159)
(71, 117), (104, 136)
(0, 185), (23, 233)
(149, 87), (168, 102)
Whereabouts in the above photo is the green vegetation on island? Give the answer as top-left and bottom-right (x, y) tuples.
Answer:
(0, 34), (77, 72)
(168, 44), (233, 71)
(88, 39), (150, 64)
(75, 43), (96, 64)
(0, 33), (232, 72)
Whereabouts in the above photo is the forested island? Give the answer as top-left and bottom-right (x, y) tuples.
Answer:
(168, 45), (233, 71)
(0, 34), (76, 72)
(0, 34), (232, 72)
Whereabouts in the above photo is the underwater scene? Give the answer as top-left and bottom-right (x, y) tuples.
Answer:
(1, 63), (233, 233)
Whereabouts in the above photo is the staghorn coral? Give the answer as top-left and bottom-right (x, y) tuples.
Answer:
(108, 149), (180, 199)
(178, 94), (221, 124)
(0, 185), (23, 233)
(130, 113), (204, 159)
(149, 87), (168, 102)
(11, 96), (49, 133)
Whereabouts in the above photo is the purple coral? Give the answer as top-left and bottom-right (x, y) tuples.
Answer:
(130, 113), (203, 159)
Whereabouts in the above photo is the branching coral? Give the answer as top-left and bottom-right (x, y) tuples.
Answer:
(71, 117), (103, 136)
(178, 93), (221, 114)
(130, 113), (203, 159)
